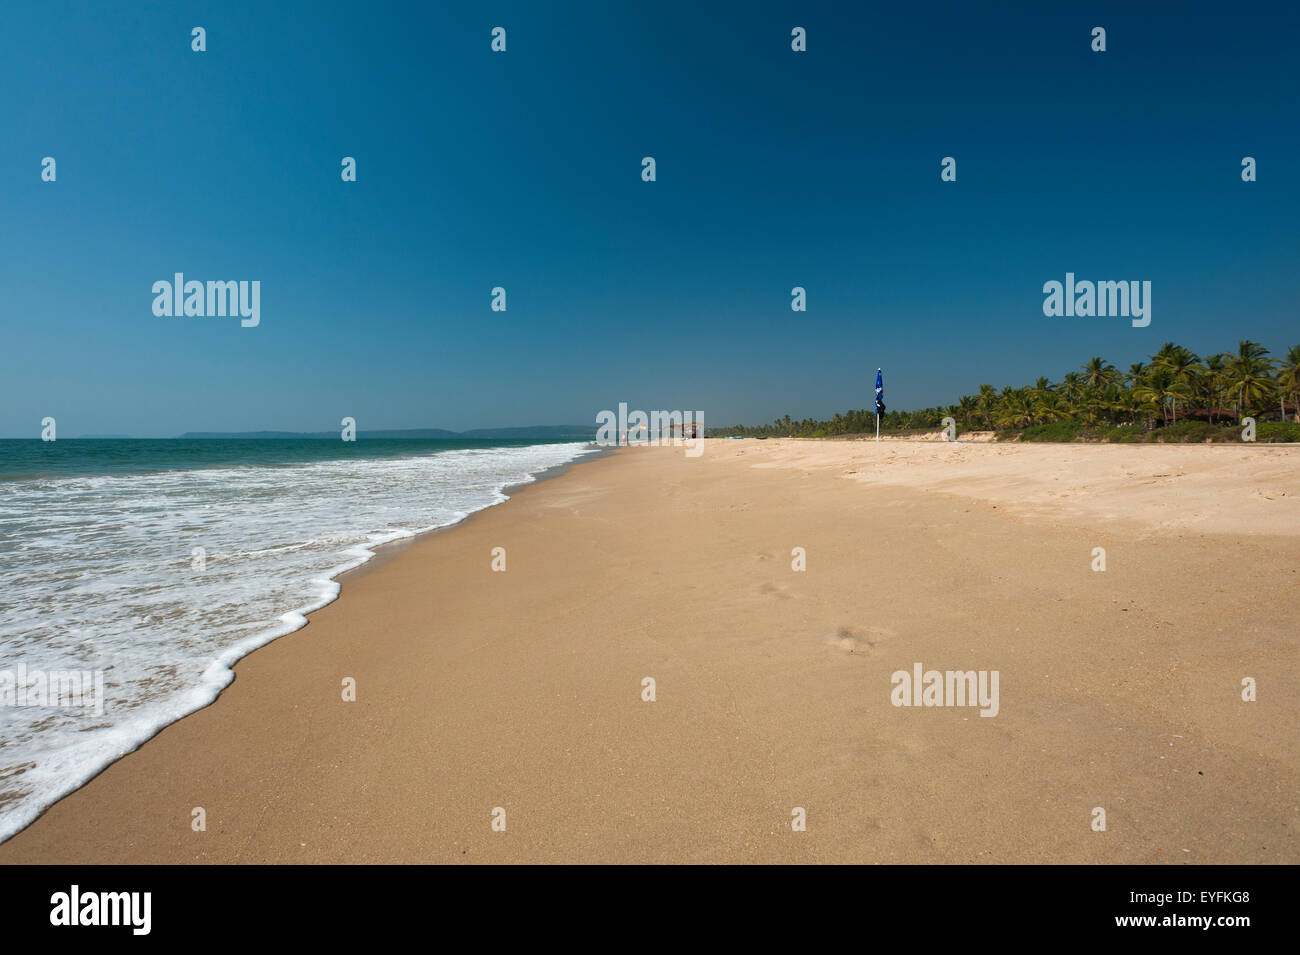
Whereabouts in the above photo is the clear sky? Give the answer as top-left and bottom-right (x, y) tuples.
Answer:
(3, 1), (1297, 436)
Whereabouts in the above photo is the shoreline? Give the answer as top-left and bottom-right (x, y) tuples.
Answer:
(1, 440), (1295, 863)
(0, 441), (605, 847)
(333, 444), (610, 586)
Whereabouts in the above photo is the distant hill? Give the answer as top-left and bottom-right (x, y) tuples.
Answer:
(175, 426), (595, 440)
(460, 425), (595, 439)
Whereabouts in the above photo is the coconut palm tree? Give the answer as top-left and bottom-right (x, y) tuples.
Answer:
(1131, 370), (1164, 425)
(1030, 376), (1054, 406)
(1081, 357), (1118, 392)
(1111, 387), (1142, 428)
(1125, 364), (1148, 424)
(1152, 343), (1199, 422)
(1134, 366), (1190, 427)
(1059, 372), (1085, 410)
(996, 389), (1035, 429)
(1225, 341), (1275, 419)
(958, 394), (979, 429)
(1034, 390), (1072, 423)
(976, 384), (997, 429)
(1276, 345), (1300, 422)
(1235, 339), (1271, 362)
(1199, 353), (1227, 424)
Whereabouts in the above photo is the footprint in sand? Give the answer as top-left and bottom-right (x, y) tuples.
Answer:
(1250, 488), (1286, 501)
(828, 625), (890, 653)
(913, 831), (941, 850)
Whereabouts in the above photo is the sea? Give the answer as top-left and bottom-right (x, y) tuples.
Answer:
(0, 437), (597, 843)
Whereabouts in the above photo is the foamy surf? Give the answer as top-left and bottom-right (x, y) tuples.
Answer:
(0, 440), (594, 843)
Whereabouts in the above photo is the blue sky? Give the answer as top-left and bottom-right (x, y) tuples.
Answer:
(2, 1), (1297, 436)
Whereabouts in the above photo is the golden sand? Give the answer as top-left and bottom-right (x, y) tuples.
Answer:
(1, 440), (1296, 863)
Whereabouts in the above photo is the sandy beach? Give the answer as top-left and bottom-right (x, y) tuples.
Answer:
(1, 439), (1296, 864)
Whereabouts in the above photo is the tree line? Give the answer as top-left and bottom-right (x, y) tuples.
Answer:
(717, 341), (1300, 440)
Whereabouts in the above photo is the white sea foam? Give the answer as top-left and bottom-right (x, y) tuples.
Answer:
(0, 442), (594, 842)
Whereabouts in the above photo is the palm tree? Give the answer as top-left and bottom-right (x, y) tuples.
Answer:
(1235, 339), (1271, 362)
(1060, 371), (1084, 406)
(1152, 343), (1199, 423)
(1101, 384), (1128, 425)
(1124, 363), (1148, 425)
(1151, 342), (1177, 379)
(1225, 341), (1275, 420)
(958, 394), (979, 429)
(976, 385), (996, 429)
(1134, 366), (1190, 427)
(1081, 357), (1118, 392)
(1200, 353), (1227, 424)
(1033, 391), (1072, 423)
(1029, 377), (1054, 417)
(1276, 345), (1300, 422)
(1111, 387), (1142, 427)
(995, 389), (1035, 429)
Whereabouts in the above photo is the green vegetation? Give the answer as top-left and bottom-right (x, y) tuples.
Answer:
(1259, 421), (1300, 443)
(715, 341), (1300, 442)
